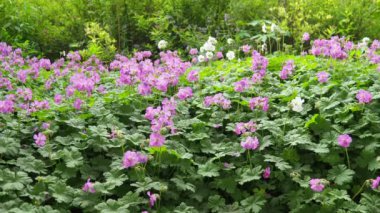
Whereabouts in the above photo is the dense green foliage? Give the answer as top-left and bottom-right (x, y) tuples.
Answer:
(0, 38), (380, 211)
(1, 0), (380, 58)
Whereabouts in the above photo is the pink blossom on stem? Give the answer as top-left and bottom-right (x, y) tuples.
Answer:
(263, 167), (271, 179)
(337, 134), (352, 148)
(82, 178), (96, 193)
(33, 132), (46, 147)
(241, 136), (259, 150)
(309, 178), (325, 192)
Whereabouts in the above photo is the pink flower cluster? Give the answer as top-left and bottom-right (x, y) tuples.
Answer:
(0, 99), (14, 114)
(122, 151), (148, 169)
(234, 78), (251, 92)
(279, 60), (295, 80)
(241, 136), (260, 150)
(113, 51), (191, 95)
(187, 70), (199, 82)
(0, 43), (110, 114)
(249, 97), (269, 112)
(317, 71), (329, 83)
(367, 40), (380, 64)
(176, 87), (193, 100)
(251, 51), (268, 82)
(356, 90), (372, 104)
(310, 37), (349, 59)
(234, 121), (257, 135)
(203, 93), (231, 109)
(145, 97), (177, 147)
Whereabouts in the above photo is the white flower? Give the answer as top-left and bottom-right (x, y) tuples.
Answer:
(261, 43), (267, 52)
(203, 41), (215, 52)
(206, 51), (214, 59)
(200, 46), (205, 53)
(197, 55), (205, 63)
(227, 38), (234, 44)
(208, 36), (217, 45)
(226, 51), (235, 60)
(270, 23), (277, 32)
(290, 97), (304, 112)
(262, 24), (267, 33)
(362, 37), (370, 44)
(158, 40), (168, 49)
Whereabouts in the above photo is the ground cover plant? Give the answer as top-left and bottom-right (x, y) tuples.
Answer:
(0, 35), (380, 212)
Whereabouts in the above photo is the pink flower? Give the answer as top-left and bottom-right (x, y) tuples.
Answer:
(317, 71), (329, 83)
(82, 178), (96, 193)
(147, 191), (157, 208)
(177, 87), (193, 100)
(187, 70), (199, 82)
(42, 122), (50, 130)
(66, 86), (75, 97)
(54, 94), (62, 104)
(302, 32), (310, 41)
(203, 93), (231, 109)
(234, 78), (250, 92)
(234, 121), (257, 135)
(33, 132), (46, 147)
(241, 136), (259, 150)
(149, 133), (165, 147)
(73, 98), (83, 110)
(371, 176), (380, 190)
(263, 167), (271, 179)
(0, 99), (14, 114)
(138, 83), (152, 96)
(279, 60), (295, 80)
(122, 151), (148, 169)
(234, 123), (246, 135)
(241, 45), (251, 54)
(249, 97), (269, 112)
(337, 134), (352, 148)
(216, 52), (224, 59)
(309, 178), (325, 192)
(251, 51), (268, 77)
(17, 88), (33, 101)
(356, 90), (372, 104)
(189, 48), (198, 55)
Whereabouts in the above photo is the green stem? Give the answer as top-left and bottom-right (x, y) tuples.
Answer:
(345, 148), (351, 169)
(247, 150), (252, 168)
(352, 181), (367, 200)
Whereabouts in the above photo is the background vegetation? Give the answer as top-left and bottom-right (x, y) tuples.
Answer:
(1, 0), (380, 58)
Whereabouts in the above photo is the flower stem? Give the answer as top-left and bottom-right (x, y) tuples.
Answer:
(247, 150), (252, 168)
(345, 148), (351, 169)
(352, 181), (367, 200)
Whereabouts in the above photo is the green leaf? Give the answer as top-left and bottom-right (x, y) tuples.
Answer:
(0, 170), (32, 191)
(240, 195), (266, 213)
(264, 154), (291, 170)
(58, 148), (83, 168)
(171, 177), (195, 192)
(237, 166), (262, 185)
(50, 182), (74, 203)
(327, 165), (355, 185)
(198, 161), (220, 177)
(208, 195), (225, 212)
